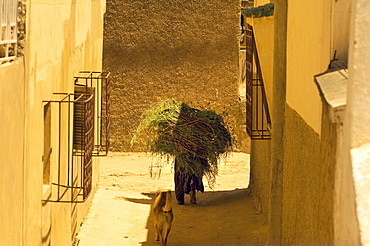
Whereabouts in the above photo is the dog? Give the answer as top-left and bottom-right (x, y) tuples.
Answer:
(152, 190), (174, 246)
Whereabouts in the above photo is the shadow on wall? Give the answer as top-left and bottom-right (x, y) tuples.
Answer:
(122, 189), (268, 246)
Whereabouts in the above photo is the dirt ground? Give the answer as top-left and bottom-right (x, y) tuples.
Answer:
(76, 152), (268, 246)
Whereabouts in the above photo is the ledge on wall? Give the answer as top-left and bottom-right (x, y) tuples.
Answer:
(314, 63), (348, 123)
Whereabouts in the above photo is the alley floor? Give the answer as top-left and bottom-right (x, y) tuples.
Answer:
(75, 152), (268, 246)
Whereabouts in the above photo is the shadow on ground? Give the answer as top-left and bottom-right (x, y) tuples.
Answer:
(76, 152), (267, 246)
(123, 188), (268, 246)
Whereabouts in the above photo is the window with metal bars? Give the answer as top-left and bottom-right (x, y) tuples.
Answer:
(43, 92), (95, 202)
(245, 24), (271, 140)
(74, 71), (111, 156)
(42, 71), (110, 203)
(0, 0), (18, 63)
(73, 91), (95, 200)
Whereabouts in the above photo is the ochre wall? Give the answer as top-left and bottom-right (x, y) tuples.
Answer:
(282, 105), (322, 244)
(279, 1), (333, 243)
(0, 60), (25, 246)
(333, 0), (351, 64)
(26, 1), (105, 244)
(280, 104), (337, 244)
(317, 102), (336, 243)
(246, 15), (274, 223)
(249, 140), (271, 222)
(251, 0), (369, 244)
(0, 1), (106, 245)
(253, 16), (274, 109)
(254, 0), (272, 6)
(103, 0), (247, 152)
(286, 1), (331, 134)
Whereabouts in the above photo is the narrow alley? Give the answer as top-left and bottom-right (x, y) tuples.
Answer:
(75, 152), (268, 246)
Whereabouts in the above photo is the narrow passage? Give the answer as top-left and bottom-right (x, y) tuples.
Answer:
(76, 152), (267, 246)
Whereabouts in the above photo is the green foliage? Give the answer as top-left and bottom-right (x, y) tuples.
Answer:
(131, 99), (233, 185)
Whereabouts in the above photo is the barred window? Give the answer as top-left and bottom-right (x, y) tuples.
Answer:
(0, 0), (18, 63)
(245, 24), (271, 140)
(42, 71), (111, 203)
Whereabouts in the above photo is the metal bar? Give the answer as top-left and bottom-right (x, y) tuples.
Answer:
(84, 93), (94, 198)
(75, 71), (111, 156)
(244, 24), (271, 140)
(245, 24), (253, 137)
(68, 95), (72, 202)
(58, 101), (61, 201)
(76, 71), (110, 79)
(106, 75), (111, 152)
(82, 101), (86, 197)
(43, 87), (98, 202)
(55, 183), (69, 201)
(252, 31), (271, 125)
(51, 183), (83, 189)
(97, 76), (101, 147)
(261, 84), (265, 138)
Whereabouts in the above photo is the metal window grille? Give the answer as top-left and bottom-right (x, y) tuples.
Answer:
(245, 24), (271, 139)
(73, 92), (95, 199)
(0, 0), (18, 63)
(42, 71), (110, 203)
(74, 71), (111, 156)
(43, 92), (95, 203)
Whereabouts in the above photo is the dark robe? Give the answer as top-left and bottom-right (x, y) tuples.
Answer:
(174, 157), (205, 203)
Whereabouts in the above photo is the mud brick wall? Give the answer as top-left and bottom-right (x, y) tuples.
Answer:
(104, 0), (248, 152)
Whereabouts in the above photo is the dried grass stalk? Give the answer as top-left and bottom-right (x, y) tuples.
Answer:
(131, 99), (233, 186)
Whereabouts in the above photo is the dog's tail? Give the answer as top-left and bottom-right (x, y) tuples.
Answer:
(163, 190), (172, 212)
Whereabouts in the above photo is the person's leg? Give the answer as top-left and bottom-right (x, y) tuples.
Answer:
(174, 160), (185, 205)
(189, 179), (196, 204)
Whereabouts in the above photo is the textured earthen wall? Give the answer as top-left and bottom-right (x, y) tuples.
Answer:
(103, 0), (247, 151)
(279, 103), (337, 244)
(282, 105), (323, 244)
(267, 0), (343, 244)
(249, 140), (271, 223)
(246, 15), (274, 224)
(317, 102), (336, 243)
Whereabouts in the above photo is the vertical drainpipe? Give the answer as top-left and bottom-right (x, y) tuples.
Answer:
(267, 0), (288, 245)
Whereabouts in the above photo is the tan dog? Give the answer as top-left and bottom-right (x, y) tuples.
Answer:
(152, 190), (174, 246)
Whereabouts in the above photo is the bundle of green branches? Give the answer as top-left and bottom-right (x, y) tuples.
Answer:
(131, 99), (233, 186)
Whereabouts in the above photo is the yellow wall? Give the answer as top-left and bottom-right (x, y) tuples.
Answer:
(254, 0), (272, 7)
(253, 16), (274, 110)
(286, 1), (331, 134)
(0, 59), (25, 246)
(281, 1), (333, 243)
(249, 0), (370, 244)
(264, 1), (338, 244)
(245, 15), (274, 222)
(0, 0), (106, 245)
(333, 0), (351, 64)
